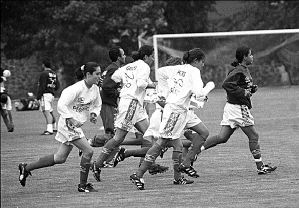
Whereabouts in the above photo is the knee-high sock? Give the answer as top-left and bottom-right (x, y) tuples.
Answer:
(172, 150), (182, 181)
(249, 139), (263, 169)
(95, 138), (119, 168)
(26, 154), (55, 172)
(80, 155), (91, 185)
(137, 142), (163, 178)
(182, 134), (205, 167)
(138, 139), (152, 166)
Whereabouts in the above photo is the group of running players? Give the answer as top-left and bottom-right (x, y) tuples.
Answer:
(18, 44), (276, 192)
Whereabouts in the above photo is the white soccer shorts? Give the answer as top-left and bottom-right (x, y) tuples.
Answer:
(220, 102), (254, 128)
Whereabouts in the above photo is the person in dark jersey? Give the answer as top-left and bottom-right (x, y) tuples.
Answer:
(195, 46), (277, 175)
(37, 60), (60, 135)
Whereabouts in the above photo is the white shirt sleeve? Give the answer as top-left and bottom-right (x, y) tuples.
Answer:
(191, 69), (205, 98)
(57, 87), (78, 119)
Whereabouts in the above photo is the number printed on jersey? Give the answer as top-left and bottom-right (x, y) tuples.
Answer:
(47, 72), (57, 89)
(169, 70), (186, 95)
(123, 65), (136, 88)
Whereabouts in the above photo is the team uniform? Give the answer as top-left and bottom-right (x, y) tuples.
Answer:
(221, 64), (254, 128)
(130, 64), (207, 189)
(199, 63), (277, 175)
(159, 64), (205, 139)
(37, 69), (59, 112)
(111, 60), (150, 130)
(18, 79), (102, 192)
(56, 80), (102, 145)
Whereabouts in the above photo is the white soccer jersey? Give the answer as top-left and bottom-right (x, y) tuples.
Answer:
(156, 65), (179, 98)
(57, 80), (102, 123)
(111, 60), (150, 104)
(165, 64), (205, 109)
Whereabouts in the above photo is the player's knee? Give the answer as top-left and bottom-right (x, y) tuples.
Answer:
(54, 156), (68, 164)
(82, 148), (94, 159)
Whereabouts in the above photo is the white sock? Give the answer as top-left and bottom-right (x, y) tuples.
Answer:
(47, 124), (53, 133)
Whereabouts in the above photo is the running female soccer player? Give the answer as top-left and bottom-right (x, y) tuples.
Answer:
(18, 62), (102, 192)
(196, 46), (277, 175)
(130, 48), (209, 190)
(91, 45), (156, 182)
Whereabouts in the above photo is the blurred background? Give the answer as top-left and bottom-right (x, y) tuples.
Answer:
(1, 0), (299, 99)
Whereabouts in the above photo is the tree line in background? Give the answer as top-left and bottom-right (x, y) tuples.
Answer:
(1, 0), (298, 96)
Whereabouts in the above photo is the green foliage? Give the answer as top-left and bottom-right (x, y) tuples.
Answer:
(1, 0), (297, 94)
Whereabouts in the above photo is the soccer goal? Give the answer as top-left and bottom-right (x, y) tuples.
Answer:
(151, 29), (299, 86)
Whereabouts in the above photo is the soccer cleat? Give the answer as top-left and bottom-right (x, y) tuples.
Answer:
(41, 131), (53, 135)
(18, 163), (32, 187)
(113, 147), (126, 167)
(78, 183), (98, 192)
(173, 176), (194, 185)
(148, 164), (169, 175)
(91, 162), (101, 182)
(257, 163), (277, 175)
(160, 147), (169, 158)
(130, 173), (145, 190)
(178, 164), (199, 178)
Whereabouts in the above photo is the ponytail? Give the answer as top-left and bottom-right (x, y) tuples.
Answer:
(75, 65), (85, 81)
(75, 62), (100, 81)
(182, 51), (190, 64)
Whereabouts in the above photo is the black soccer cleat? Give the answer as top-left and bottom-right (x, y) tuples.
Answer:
(148, 164), (169, 175)
(130, 173), (145, 190)
(178, 164), (199, 178)
(257, 163), (277, 175)
(18, 163), (32, 187)
(173, 176), (194, 185)
(113, 147), (126, 167)
(78, 183), (98, 192)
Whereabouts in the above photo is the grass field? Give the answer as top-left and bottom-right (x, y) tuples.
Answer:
(1, 86), (299, 208)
